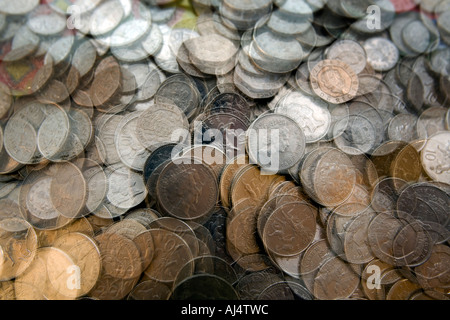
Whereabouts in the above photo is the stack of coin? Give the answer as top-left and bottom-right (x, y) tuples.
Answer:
(0, 0), (449, 301)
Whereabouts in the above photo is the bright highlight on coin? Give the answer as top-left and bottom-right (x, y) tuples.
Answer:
(0, 0), (448, 302)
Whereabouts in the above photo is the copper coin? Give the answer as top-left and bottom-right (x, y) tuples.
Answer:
(310, 59), (359, 104)
(49, 162), (87, 219)
(0, 218), (38, 281)
(219, 154), (249, 208)
(415, 244), (450, 289)
(263, 202), (316, 257)
(143, 228), (193, 283)
(313, 148), (357, 207)
(53, 232), (101, 298)
(313, 256), (360, 300)
(94, 232), (142, 280)
(155, 160), (219, 221)
(227, 205), (261, 256)
(89, 56), (122, 107)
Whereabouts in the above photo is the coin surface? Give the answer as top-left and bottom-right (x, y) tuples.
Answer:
(155, 160), (219, 221)
(310, 59), (359, 104)
(247, 113), (306, 173)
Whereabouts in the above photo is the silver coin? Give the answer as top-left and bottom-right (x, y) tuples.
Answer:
(37, 105), (70, 160)
(135, 103), (190, 151)
(6, 25), (40, 62)
(110, 18), (152, 48)
(363, 37), (399, 72)
(115, 111), (151, 172)
(96, 114), (125, 166)
(106, 163), (148, 209)
(387, 113), (419, 142)
(184, 33), (238, 76)
(389, 11), (421, 57)
(247, 113), (306, 173)
(154, 24), (181, 74)
(275, 90), (331, 143)
(142, 23), (163, 56)
(90, 0), (124, 36)
(26, 176), (60, 220)
(326, 39), (367, 74)
(334, 114), (377, 155)
(71, 40), (97, 78)
(402, 20), (431, 55)
(27, 4), (67, 36)
(4, 117), (39, 165)
(0, 0), (39, 15)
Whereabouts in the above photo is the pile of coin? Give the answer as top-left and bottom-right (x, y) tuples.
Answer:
(0, 0), (449, 300)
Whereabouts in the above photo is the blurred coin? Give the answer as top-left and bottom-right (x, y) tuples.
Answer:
(0, 218), (37, 281)
(171, 273), (238, 300)
(53, 232), (101, 298)
(156, 160), (219, 221)
(106, 163), (147, 210)
(363, 37), (399, 72)
(421, 132), (450, 184)
(326, 39), (367, 74)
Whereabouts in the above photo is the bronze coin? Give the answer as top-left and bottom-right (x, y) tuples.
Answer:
(143, 228), (193, 283)
(263, 202), (317, 257)
(0, 218), (38, 281)
(89, 56), (122, 107)
(53, 232), (101, 298)
(415, 244), (450, 289)
(313, 256), (360, 300)
(310, 59), (359, 104)
(155, 160), (219, 221)
(94, 232), (142, 280)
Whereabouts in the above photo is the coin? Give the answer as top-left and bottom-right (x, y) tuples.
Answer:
(363, 37), (399, 72)
(52, 232), (101, 298)
(155, 160), (219, 221)
(310, 59), (359, 104)
(275, 90), (332, 143)
(0, 218), (38, 281)
(247, 113), (306, 173)
(136, 102), (190, 151)
(326, 39), (367, 74)
(143, 228), (193, 283)
(421, 132), (450, 184)
(262, 202), (316, 257)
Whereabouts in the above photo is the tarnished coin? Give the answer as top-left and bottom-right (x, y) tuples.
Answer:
(143, 228), (193, 283)
(136, 103), (190, 151)
(94, 232), (142, 280)
(262, 202), (316, 257)
(363, 37), (399, 72)
(156, 160), (219, 221)
(313, 148), (357, 207)
(415, 244), (450, 289)
(313, 256), (360, 300)
(310, 59), (359, 104)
